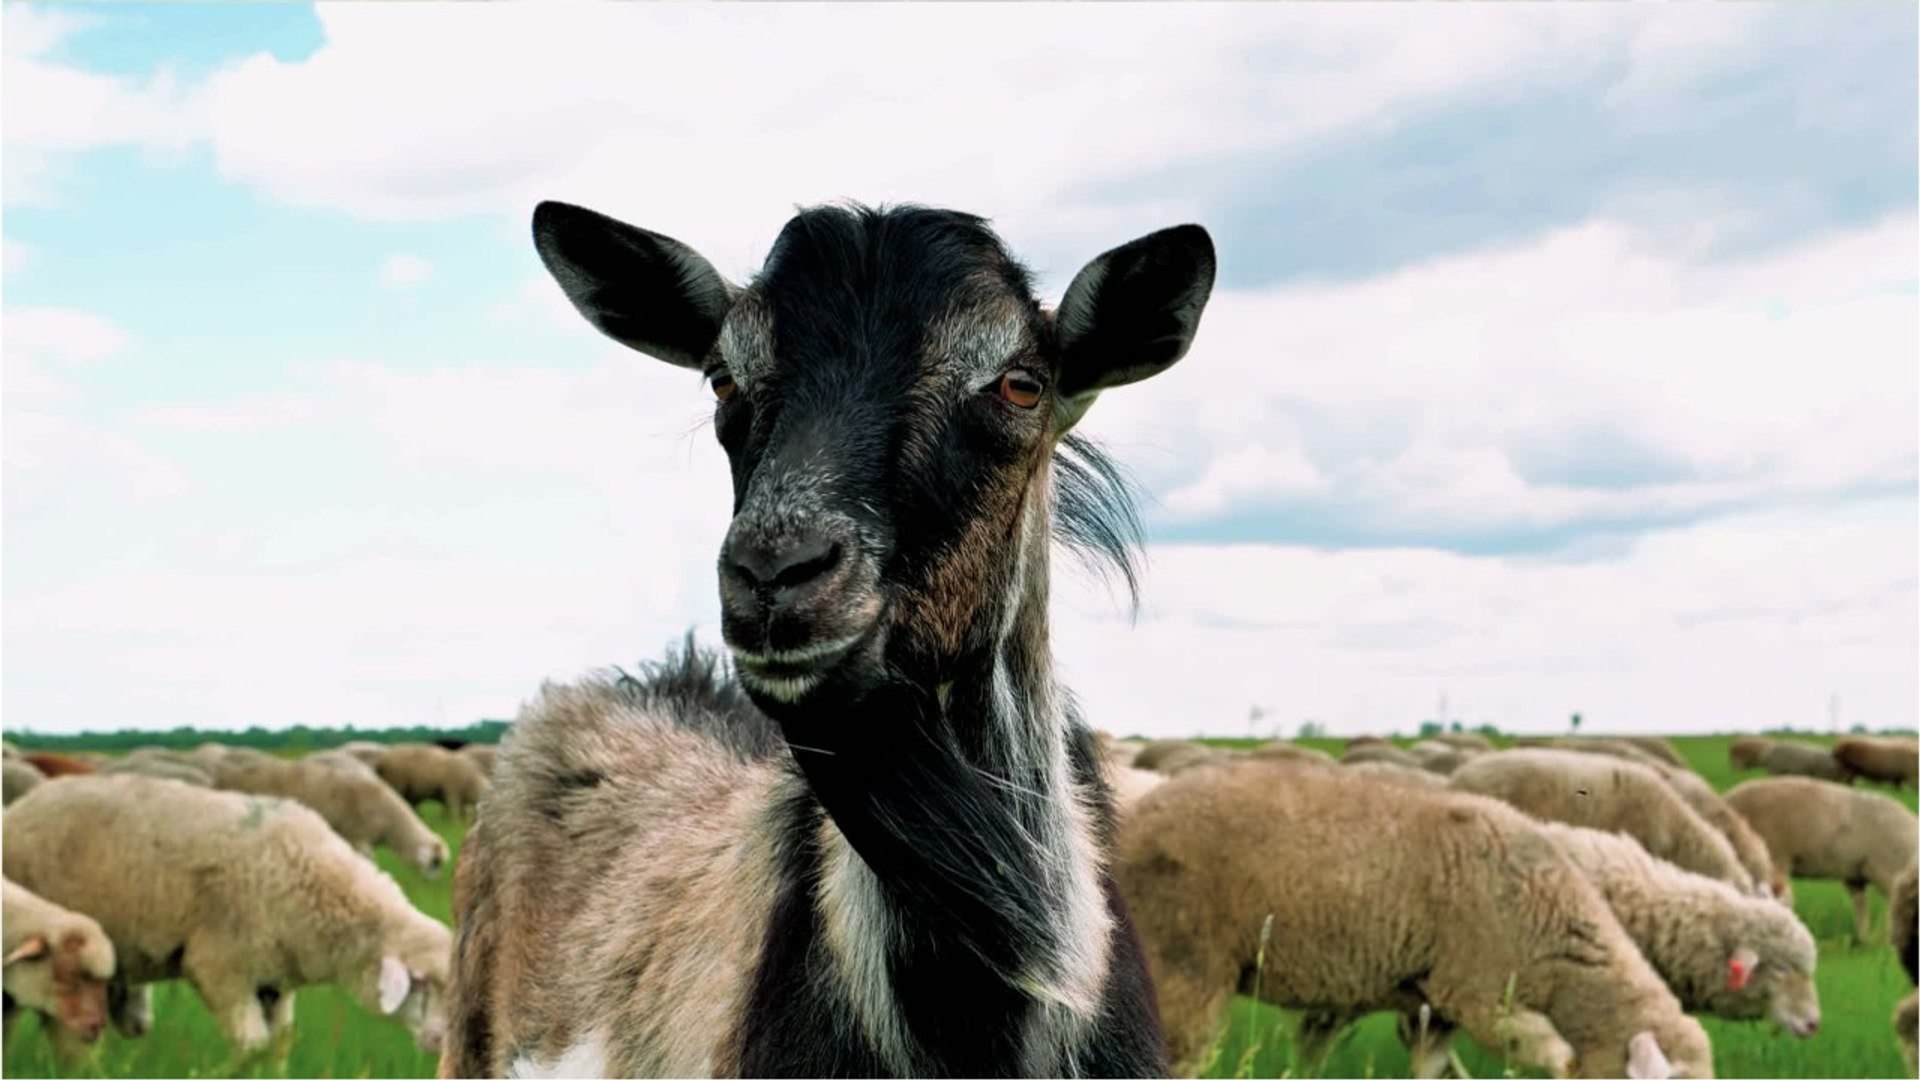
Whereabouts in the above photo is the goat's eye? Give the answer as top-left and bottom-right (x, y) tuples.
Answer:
(998, 369), (1043, 409)
(710, 372), (737, 402)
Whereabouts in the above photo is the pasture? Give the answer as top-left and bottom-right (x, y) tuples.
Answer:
(2, 733), (1913, 1078)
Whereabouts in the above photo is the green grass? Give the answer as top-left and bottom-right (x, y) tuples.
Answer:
(4, 736), (1914, 1077)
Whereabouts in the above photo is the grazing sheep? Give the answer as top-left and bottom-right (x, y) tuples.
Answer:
(1247, 741), (1335, 767)
(98, 750), (214, 787)
(1832, 735), (1919, 789)
(1299, 816), (1820, 1064)
(1542, 741), (1781, 899)
(1893, 861), (1917, 985)
(1537, 737), (1670, 770)
(1537, 823), (1818, 1035)
(210, 755), (447, 877)
(456, 743), (499, 777)
(1619, 736), (1690, 770)
(1753, 741), (1855, 784)
(333, 740), (390, 766)
(20, 752), (95, 778)
(1897, 991), (1918, 1076)
(1892, 859), (1918, 1071)
(3, 774), (451, 1058)
(1407, 743), (1477, 776)
(3, 878), (116, 1053)
(1108, 766), (1168, 818)
(1725, 777), (1919, 942)
(4, 757), (46, 805)
(1430, 732), (1495, 753)
(375, 744), (490, 821)
(1450, 749), (1754, 894)
(1728, 736), (1771, 771)
(1132, 739), (1216, 773)
(1342, 743), (1424, 770)
(1342, 759), (1450, 790)
(1117, 765), (1711, 1079)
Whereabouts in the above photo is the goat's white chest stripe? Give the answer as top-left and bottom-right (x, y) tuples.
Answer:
(508, 1029), (608, 1080)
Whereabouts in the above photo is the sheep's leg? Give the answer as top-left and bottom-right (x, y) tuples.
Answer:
(109, 980), (153, 1038)
(265, 990), (297, 1063)
(1395, 1005), (1463, 1079)
(1153, 960), (1237, 1078)
(183, 945), (271, 1060)
(1296, 1009), (1358, 1071)
(1430, 990), (1573, 1080)
(1848, 880), (1873, 943)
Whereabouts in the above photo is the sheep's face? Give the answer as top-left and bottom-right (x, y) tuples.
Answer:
(2, 931), (111, 1042)
(1719, 942), (1819, 1036)
(376, 953), (447, 1052)
(415, 838), (448, 879)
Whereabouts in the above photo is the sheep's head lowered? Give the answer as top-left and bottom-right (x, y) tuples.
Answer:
(3, 924), (115, 1042)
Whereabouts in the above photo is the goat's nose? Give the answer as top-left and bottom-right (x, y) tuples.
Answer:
(725, 532), (842, 597)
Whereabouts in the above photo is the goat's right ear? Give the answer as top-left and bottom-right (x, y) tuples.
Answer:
(1051, 224), (1215, 431)
(4, 935), (47, 966)
(531, 201), (737, 370)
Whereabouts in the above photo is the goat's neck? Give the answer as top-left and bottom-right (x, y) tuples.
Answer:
(771, 486), (1111, 1069)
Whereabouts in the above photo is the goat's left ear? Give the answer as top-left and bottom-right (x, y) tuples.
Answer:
(1052, 224), (1215, 425)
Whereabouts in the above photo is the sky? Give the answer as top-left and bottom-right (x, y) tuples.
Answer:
(2, 3), (1915, 739)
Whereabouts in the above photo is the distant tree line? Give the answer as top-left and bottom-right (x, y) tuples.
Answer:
(1, 720), (512, 753)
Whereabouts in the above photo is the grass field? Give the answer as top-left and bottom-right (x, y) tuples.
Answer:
(2, 734), (1914, 1078)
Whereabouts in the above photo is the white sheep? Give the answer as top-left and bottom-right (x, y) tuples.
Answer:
(1536, 822), (1819, 1035)
(1726, 777), (1919, 943)
(2, 878), (116, 1055)
(208, 753), (447, 876)
(1117, 765), (1712, 1079)
(2, 773), (452, 1059)
(1450, 749), (1755, 894)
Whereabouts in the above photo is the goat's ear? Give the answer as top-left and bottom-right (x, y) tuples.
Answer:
(531, 200), (737, 370)
(1051, 224), (1215, 428)
(4, 935), (47, 966)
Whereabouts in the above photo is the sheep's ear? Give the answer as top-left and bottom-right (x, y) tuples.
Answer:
(531, 200), (737, 370)
(3, 935), (47, 966)
(1625, 1031), (1672, 1080)
(1051, 224), (1215, 432)
(1726, 946), (1759, 991)
(377, 954), (411, 1014)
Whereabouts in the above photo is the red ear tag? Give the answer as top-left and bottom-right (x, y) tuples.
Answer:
(1726, 956), (1751, 991)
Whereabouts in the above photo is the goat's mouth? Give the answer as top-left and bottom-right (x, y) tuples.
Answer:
(731, 632), (867, 703)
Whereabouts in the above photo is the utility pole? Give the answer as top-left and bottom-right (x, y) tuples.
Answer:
(1829, 692), (1840, 734)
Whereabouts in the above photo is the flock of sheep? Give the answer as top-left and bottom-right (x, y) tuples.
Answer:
(2, 730), (1915, 1079)
(1101, 731), (1920, 1078)
(0, 739), (493, 1063)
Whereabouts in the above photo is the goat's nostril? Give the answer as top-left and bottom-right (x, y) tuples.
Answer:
(772, 541), (840, 590)
(727, 534), (841, 593)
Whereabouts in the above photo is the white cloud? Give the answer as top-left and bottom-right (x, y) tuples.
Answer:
(3, 238), (30, 276)
(192, 5), (1685, 264)
(376, 252), (432, 289)
(1051, 499), (1916, 738)
(2, 304), (130, 404)
(2, 6), (206, 204)
(1076, 212), (1919, 541)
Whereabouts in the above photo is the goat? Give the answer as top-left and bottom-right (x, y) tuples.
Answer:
(442, 200), (1215, 1077)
